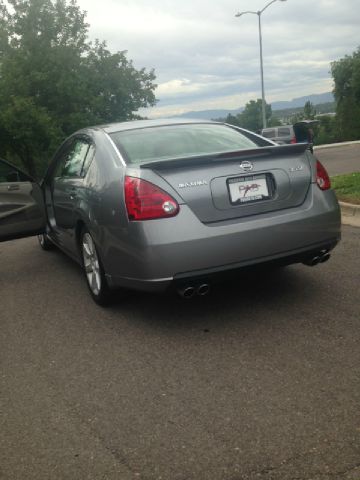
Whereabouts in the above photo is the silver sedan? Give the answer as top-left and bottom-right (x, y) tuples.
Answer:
(0, 119), (341, 304)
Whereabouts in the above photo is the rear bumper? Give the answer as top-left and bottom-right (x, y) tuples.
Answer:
(105, 186), (341, 292)
(107, 238), (339, 292)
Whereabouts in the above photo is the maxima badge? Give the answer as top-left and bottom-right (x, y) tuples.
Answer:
(178, 180), (208, 188)
(239, 161), (254, 172)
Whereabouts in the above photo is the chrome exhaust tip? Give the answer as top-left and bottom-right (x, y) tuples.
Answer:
(178, 286), (196, 299)
(197, 283), (210, 296)
(303, 256), (321, 267)
(319, 252), (331, 264)
(303, 250), (330, 267)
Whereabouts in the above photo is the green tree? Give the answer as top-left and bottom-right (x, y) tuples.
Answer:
(224, 99), (278, 132)
(331, 47), (360, 141)
(290, 100), (317, 124)
(0, 0), (157, 178)
(267, 116), (282, 128)
(240, 99), (271, 132)
(315, 115), (340, 145)
(224, 113), (242, 127)
(303, 101), (316, 120)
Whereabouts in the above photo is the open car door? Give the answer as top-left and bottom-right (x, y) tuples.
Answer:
(0, 158), (46, 242)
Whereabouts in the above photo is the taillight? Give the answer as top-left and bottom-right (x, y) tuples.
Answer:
(124, 176), (179, 221)
(290, 135), (297, 144)
(316, 160), (331, 191)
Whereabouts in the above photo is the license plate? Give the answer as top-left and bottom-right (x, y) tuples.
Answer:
(228, 174), (270, 204)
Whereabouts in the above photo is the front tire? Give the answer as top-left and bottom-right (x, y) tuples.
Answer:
(38, 233), (54, 251)
(81, 228), (111, 306)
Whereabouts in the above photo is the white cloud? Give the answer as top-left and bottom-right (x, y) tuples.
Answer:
(77, 0), (360, 116)
(157, 79), (201, 97)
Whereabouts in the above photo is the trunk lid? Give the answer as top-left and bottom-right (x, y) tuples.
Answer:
(141, 144), (312, 224)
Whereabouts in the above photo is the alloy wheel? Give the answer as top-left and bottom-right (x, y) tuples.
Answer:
(82, 232), (101, 296)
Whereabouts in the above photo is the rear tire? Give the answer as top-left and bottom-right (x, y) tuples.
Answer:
(80, 228), (112, 306)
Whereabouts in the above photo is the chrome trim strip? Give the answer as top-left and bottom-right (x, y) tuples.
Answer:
(106, 274), (173, 283)
(104, 132), (127, 167)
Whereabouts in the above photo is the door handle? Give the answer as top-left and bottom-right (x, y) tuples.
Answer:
(7, 184), (20, 191)
(69, 188), (77, 200)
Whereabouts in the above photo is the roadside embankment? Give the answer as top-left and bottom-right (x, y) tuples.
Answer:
(339, 201), (360, 227)
(314, 140), (360, 150)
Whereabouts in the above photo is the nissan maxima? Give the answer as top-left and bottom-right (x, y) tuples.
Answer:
(0, 119), (341, 305)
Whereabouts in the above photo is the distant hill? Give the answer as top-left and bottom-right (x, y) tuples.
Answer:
(169, 108), (243, 120)
(275, 101), (336, 122)
(170, 92), (335, 120)
(271, 92), (334, 111)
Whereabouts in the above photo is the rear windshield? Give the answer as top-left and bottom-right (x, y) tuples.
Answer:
(109, 124), (259, 164)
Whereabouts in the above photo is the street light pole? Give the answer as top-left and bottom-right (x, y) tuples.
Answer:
(235, 0), (287, 130)
(257, 11), (266, 129)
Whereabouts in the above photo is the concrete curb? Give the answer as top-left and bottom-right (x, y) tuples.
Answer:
(339, 201), (360, 227)
(314, 140), (360, 150)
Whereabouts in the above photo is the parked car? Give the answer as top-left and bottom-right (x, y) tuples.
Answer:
(261, 125), (296, 144)
(261, 121), (317, 153)
(0, 119), (341, 305)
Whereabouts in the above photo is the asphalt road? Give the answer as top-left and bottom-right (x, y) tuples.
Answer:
(315, 144), (360, 176)
(1, 226), (359, 480)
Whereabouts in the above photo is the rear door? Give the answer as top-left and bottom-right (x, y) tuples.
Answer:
(0, 159), (46, 242)
(49, 136), (94, 251)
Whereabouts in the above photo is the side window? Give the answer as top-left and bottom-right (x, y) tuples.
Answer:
(278, 128), (291, 136)
(0, 161), (29, 183)
(262, 129), (275, 139)
(54, 139), (90, 179)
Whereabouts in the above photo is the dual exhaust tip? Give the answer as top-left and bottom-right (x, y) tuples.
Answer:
(303, 250), (331, 267)
(178, 251), (331, 298)
(178, 283), (210, 298)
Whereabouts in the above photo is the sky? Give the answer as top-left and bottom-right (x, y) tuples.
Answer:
(77, 0), (360, 117)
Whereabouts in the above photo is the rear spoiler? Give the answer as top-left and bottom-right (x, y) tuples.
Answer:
(140, 142), (310, 170)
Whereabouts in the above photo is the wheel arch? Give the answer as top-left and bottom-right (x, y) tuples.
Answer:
(75, 219), (107, 269)
(75, 219), (87, 259)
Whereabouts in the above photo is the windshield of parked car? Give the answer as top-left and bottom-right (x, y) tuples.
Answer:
(110, 124), (259, 164)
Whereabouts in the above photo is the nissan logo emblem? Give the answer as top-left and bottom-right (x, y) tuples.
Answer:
(239, 161), (254, 171)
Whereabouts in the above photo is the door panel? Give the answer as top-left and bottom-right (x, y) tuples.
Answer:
(0, 181), (46, 242)
(52, 178), (82, 232)
(47, 136), (92, 251)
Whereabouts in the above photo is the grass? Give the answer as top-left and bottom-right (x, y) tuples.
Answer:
(331, 172), (360, 204)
